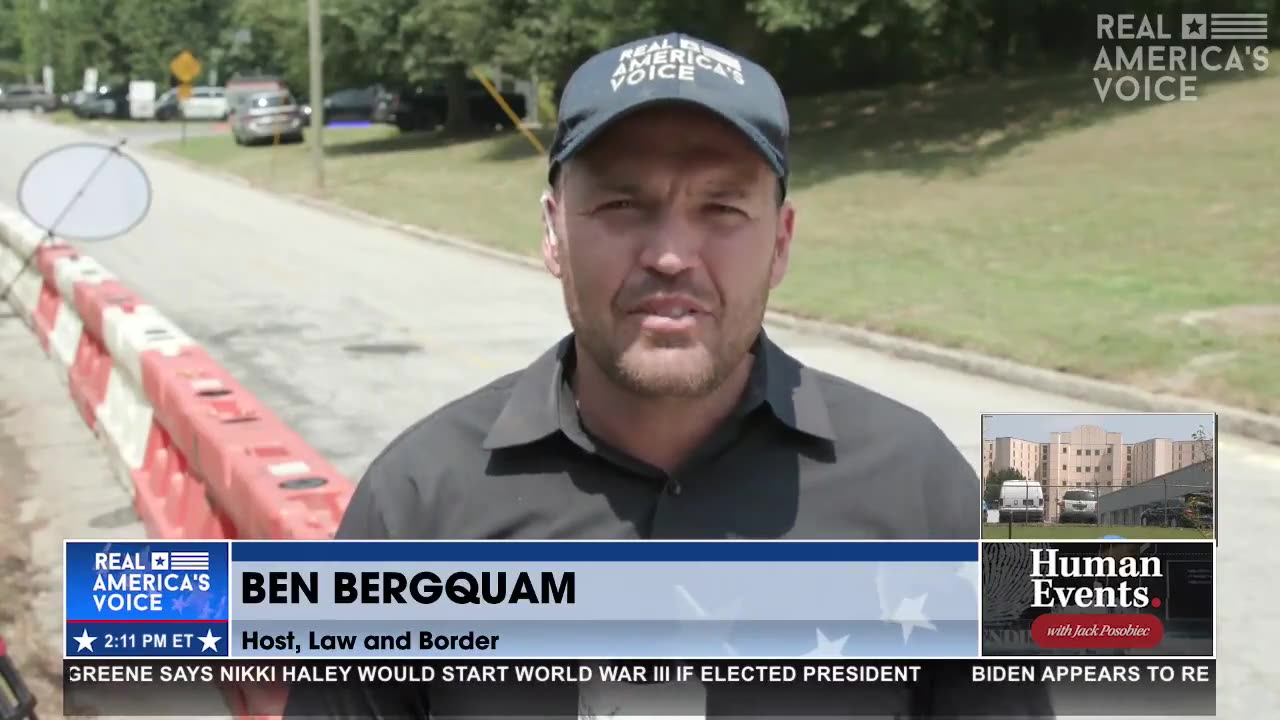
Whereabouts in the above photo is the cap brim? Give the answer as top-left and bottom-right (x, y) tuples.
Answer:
(550, 95), (786, 182)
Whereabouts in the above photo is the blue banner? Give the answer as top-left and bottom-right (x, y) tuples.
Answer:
(66, 540), (981, 660)
(64, 541), (230, 658)
(230, 541), (981, 659)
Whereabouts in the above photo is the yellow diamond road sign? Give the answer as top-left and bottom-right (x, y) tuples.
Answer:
(169, 50), (201, 84)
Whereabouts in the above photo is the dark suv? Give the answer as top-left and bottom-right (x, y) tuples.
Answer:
(389, 80), (528, 132)
(72, 84), (131, 119)
(1140, 494), (1213, 529)
(0, 84), (58, 112)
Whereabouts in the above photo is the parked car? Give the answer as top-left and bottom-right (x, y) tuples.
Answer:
(388, 80), (528, 132)
(61, 89), (96, 112)
(322, 84), (396, 124)
(229, 90), (305, 145)
(155, 86), (229, 121)
(1058, 489), (1098, 524)
(0, 83), (58, 112)
(73, 84), (131, 119)
(225, 75), (288, 114)
(1140, 494), (1213, 529)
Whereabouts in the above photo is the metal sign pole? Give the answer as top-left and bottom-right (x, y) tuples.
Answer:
(308, 0), (325, 190)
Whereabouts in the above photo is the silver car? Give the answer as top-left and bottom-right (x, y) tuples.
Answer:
(229, 90), (305, 145)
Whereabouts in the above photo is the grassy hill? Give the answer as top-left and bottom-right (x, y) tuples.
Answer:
(156, 68), (1280, 414)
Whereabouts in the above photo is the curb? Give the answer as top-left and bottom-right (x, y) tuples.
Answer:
(140, 145), (1280, 447)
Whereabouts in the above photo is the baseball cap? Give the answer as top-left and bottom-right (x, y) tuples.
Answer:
(548, 32), (790, 192)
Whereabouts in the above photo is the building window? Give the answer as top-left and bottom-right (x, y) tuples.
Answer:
(1075, 466), (1081, 472)
(1062, 447), (1067, 453)
(1107, 464), (1112, 470)
(1107, 447), (1113, 453)
(1062, 464), (1067, 471)
(1076, 449), (1081, 455)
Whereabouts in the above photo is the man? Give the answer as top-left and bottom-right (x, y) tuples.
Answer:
(285, 32), (1054, 719)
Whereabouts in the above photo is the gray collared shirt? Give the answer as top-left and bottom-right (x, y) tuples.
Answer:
(337, 331), (979, 542)
(286, 332), (1054, 718)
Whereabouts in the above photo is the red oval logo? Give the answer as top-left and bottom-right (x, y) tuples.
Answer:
(1031, 613), (1165, 649)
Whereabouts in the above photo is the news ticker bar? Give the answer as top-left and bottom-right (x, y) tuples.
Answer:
(63, 658), (1217, 717)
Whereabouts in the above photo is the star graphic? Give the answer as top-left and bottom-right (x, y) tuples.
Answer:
(74, 628), (97, 652)
(171, 595), (189, 613)
(885, 593), (937, 644)
(956, 562), (982, 600)
(673, 584), (742, 656)
(1182, 14), (1206, 39)
(198, 628), (221, 652)
(802, 628), (849, 658)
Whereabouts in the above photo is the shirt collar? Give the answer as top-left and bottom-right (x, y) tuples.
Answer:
(482, 330), (836, 450)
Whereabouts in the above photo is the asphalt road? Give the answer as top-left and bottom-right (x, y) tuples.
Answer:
(1, 114), (1276, 718)
(4, 108), (229, 145)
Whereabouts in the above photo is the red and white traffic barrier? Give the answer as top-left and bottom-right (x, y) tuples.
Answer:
(3, 201), (352, 718)
(0, 201), (354, 539)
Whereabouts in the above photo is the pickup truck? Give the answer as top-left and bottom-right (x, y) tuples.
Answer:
(389, 80), (528, 132)
(0, 84), (59, 112)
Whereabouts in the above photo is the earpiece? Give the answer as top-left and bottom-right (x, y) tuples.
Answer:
(541, 190), (560, 246)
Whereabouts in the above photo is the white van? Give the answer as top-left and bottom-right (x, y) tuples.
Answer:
(998, 480), (1044, 522)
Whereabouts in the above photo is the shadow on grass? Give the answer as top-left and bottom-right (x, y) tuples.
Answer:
(322, 124), (547, 158)
(783, 68), (1269, 191)
(317, 67), (1270, 185)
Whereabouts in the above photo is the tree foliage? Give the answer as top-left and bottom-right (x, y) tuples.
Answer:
(2, 0), (1275, 104)
(984, 466), (1027, 504)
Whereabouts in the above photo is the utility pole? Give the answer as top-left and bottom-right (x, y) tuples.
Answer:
(307, 0), (325, 190)
(39, 0), (53, 94)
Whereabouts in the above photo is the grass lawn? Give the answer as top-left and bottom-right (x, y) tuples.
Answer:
(982, 523), (1212, 540)
(152, 68), (1280, 414)
(44, 109), (83, 125)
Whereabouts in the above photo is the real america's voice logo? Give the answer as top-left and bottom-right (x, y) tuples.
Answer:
(92, 549), (213, 612)
(1095, 12), (1270, 103)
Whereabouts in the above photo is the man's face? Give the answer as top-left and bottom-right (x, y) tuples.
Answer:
(543, 104), (794, 398)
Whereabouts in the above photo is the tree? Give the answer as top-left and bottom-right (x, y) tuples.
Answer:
(110, 0), (227, 84)
(1191, 424), (1214, 467)
(1189, 423), (1215, 536)
(984, 467), (1025, 505)
(0, 0), (25, 83)
(219, 0), (308, 90)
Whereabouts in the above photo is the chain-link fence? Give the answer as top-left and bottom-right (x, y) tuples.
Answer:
(983, 479), (1214, 531)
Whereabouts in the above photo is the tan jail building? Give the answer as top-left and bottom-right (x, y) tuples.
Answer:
(982, 424), (1210, 521)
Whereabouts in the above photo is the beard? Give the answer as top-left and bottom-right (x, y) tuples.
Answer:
(563, 267), (772, 399)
